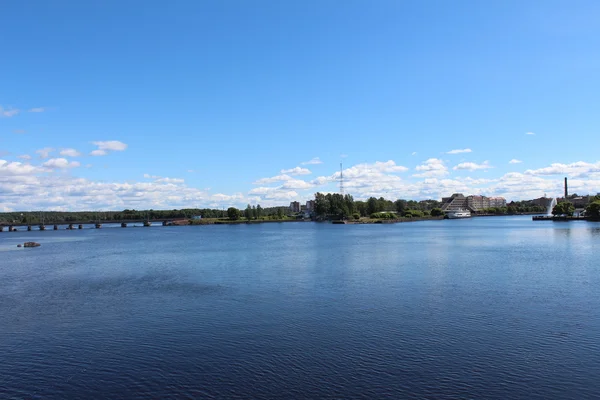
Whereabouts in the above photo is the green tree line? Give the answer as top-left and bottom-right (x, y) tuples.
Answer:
(313, 192), (444, 220)
(0, 205), (287, 225)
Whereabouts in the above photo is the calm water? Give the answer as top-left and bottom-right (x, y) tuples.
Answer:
(1, 217), (599, 399)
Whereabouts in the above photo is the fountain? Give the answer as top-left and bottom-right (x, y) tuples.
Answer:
(546, 197), (557, 215)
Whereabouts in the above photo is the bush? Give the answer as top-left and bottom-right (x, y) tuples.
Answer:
(353, 213), (361, 220)
(430, 208), (443, 217)
(586, 201), (600, 219)
(552, 202), (575, 216)
(403, 209), (424, 218)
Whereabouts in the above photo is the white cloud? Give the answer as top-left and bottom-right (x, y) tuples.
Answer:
(301, 157), (323, 165)
(253, 174), (292, 185)
(509, 159), (523, 164)
(264, 190), (299, 201)
(42, 158), (81, 169)
(143, 173), (184, 184)
(18, 154), (32, 160)
(280, 178), (315, 190)
(210, 193), (245, 203)
(187, 169), (196, 173)
(411, 152), (417, 156)
(0, 175), (220, 211)
(524, 161), (600, 177)
(413, 158), (448, 178)
(526, 132), (536, 135)
(156, 178), (184, 184)
(453, 161), (493, 171)
(338, 160), (408, 177)
(0, 106), (19, 118)
(28, 107), (46, 113)
(306, 160), (410, 198)
(60, 148), (82, 157)
(280, 166), (311, 175)
(311, 176), (331, 186)
(446, 148), (472, 154)
(0, 160), (39, 175)
(35, 147), (55, 159)
(249, 187), (277, 195)
(90, 140), (128, 156)
(6, 153), (600, 211)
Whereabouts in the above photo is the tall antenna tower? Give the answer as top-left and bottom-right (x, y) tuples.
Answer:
(339, 162), (344, 196)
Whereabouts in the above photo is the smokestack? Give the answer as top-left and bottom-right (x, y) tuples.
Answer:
(564, 177), (568, 199)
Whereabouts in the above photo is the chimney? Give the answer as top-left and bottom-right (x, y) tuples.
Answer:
(564, 177), (568, 199)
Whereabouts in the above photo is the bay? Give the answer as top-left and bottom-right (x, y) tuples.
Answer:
(1, 217), (599, 399)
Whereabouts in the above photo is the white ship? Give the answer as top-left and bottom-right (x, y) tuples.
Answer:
(445, 209), (471, 219)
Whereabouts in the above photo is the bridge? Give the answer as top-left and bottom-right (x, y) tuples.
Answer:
(0, 219), (180, 232)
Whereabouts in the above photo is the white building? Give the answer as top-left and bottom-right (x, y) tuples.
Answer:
(489, 197), (506, 208)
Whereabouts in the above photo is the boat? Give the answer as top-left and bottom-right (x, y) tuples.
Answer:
(445, 209), (471, 219)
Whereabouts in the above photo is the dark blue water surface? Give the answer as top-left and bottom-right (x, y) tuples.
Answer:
(1, 217), (599, 399)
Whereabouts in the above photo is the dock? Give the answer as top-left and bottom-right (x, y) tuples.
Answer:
(532, 216), (587, 221)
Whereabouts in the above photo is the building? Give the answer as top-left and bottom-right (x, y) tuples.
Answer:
(289, 201), (301, 213)
(441, 193), (468, 211)
(556, 195), (591, 209)
(489, 197), (507, 208)
(467, 195), (490, 211)
(305, 200), (315, 213)
(443, 193), (506, 212)
(531, 197), (551, 207)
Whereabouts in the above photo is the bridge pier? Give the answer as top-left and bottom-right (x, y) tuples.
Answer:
(0, 226), (4, 232)
(162, 221), (168, 226)
(27, 225), (32, 231)
(79, 224), (83, 229)
(39, 225), (46, 231)
(95, 223), (102, 229)
(121, 222), (127, 228)
(9, 226), (16, 232)
(54, 225), (58, 230)
(68, 224), (74, 230)
(143, 221), (151, 227)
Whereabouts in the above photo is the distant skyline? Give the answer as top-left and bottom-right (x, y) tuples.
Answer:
(2, 1), (600, 211)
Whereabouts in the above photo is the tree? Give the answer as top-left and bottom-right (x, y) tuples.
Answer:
(355, 200), (367, 217)
(395, 199), (407, 214)
(314, 192), (329, 217)
(252, 205), (257, 219)
(227, 207), (241, 220)
(277, 207), (284, 219)
(244, 204), (252, 220)
(430, 208), (443, 217)
(366, 197), (379, 215)
(552, 201), (575, 216)
(585, 200), (600, 219)
(256, 204), (263, 219)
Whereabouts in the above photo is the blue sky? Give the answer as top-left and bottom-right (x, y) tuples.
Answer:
(2, 1), (600, 211)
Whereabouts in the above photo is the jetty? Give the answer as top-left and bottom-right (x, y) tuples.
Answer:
(532, 215), (587, 221)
